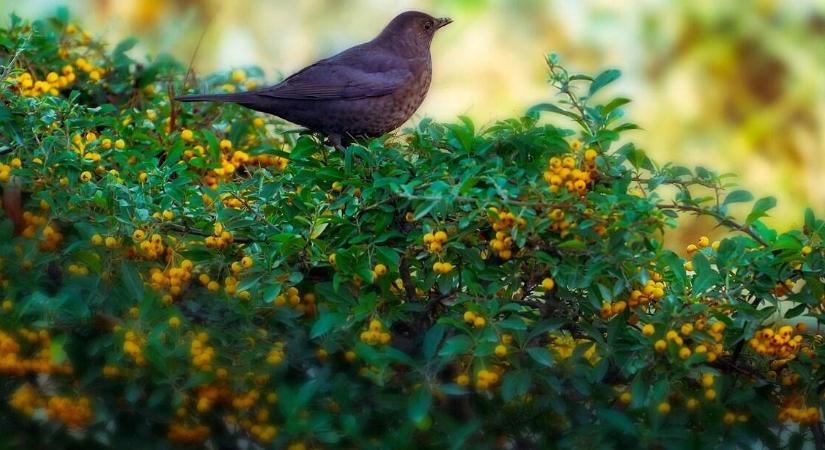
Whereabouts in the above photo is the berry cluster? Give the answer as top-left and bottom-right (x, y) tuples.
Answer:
(475, 368), (501, 390)
(148, 260), (193, 303)
(266, 342), (285, 365)
(132, 231), (168, 260)
(0, 329), (72, 375)
(542, 147), (598, 195)
(360, 319), (392, 345)
(10, 65), (77, 98)
(46, 395), (93, 429)
(548, 332), (600, 365)
(274, 287), (317, 315)
(486, 207), (525, 260)
(122, 330), (146, 366)
(779, 395), (821, 424)
(749, 325), (803, 359)
(190, 332), (215, 371)
(463, 310), (486, 328)
(205, 223), (234, 249)
(167, 422), (211, 444)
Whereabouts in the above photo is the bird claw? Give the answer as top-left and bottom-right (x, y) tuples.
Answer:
(325, 134), (346, 152)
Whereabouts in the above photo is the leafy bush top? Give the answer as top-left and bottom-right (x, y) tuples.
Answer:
(1, 12), (825, 450)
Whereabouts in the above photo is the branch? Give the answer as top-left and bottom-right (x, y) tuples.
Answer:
(398, 255), (417, 302)
(0, 32), (31, 81)
(813, 422), (825, 450)
(656, 203), (769, 247)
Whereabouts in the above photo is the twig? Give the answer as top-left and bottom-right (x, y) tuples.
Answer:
(812, 422), (825, 450)
(655, 203), (769, 247)
(398, 255), (417, 302)
(0, 32), (31, 81)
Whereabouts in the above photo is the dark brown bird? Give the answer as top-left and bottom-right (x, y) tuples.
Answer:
(176, 11), (452, 147)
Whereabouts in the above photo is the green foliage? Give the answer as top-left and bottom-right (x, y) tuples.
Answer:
(1, 14), (825, 450)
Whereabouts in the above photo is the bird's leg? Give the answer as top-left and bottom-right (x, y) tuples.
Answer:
(325, 133), (346, 152)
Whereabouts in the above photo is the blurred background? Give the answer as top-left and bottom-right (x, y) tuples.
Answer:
(3, 0), (824, 242)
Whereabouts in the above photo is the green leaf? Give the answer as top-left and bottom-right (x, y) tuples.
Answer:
(603, 97), (631, 115)
(746, 196), (777, 225)
(598, 408), (636, 435)
(691, 252), (718, 295)
(526, 347), (555, 367)
(723, 189), (754, 205)
(423, 323), (446, 359)
(501, 370), (531, 402)
(438, 335), (473, 357)
(557, 239), (586, 250)
(50, 334), (67, 364)
(310, 311), (342, 338)
(120, 260), (144, 302)
(589, 69), (621, 96)
(407, 387), (432, 423)
(527, 102), (579, 121)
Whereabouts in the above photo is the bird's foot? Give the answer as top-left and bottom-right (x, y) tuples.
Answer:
(324, 134), (346, 152)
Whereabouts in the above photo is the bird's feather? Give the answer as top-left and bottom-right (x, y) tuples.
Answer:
(252, 48), (414, 100)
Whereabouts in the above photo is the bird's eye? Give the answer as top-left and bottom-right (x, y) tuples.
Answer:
(424, 22), (432, 31)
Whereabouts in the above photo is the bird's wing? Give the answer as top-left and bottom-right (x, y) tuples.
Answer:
(255, 51), (413, 100)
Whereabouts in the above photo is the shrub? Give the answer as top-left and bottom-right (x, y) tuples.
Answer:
(1, 12), (824, 450)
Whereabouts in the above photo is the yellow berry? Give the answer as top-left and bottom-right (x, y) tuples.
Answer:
(541, 277), (555, 290)
(169, 317), (181, 328)
(494, 344), (507, 357)
(241, 256), (254, 269)
(698, 236), (710, 248)
(704, 389), (717, 401)
(231, 69), (246, 82)
(642, 324), (655, 337)
(657, 402), (671, 414)
(654, 339), (667, 352)
(181, 129), (194, 141)
(619, 392), (631, 405)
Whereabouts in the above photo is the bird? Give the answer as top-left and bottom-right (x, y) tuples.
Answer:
(175, 11), (452, 148)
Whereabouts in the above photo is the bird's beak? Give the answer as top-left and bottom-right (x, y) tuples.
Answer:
(435, 17), (453, 29)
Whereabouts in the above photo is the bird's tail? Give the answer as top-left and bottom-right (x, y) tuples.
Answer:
(175, 92), (255, 103)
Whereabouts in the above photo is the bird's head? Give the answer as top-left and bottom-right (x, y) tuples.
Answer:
(376, 11), (452, 57)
